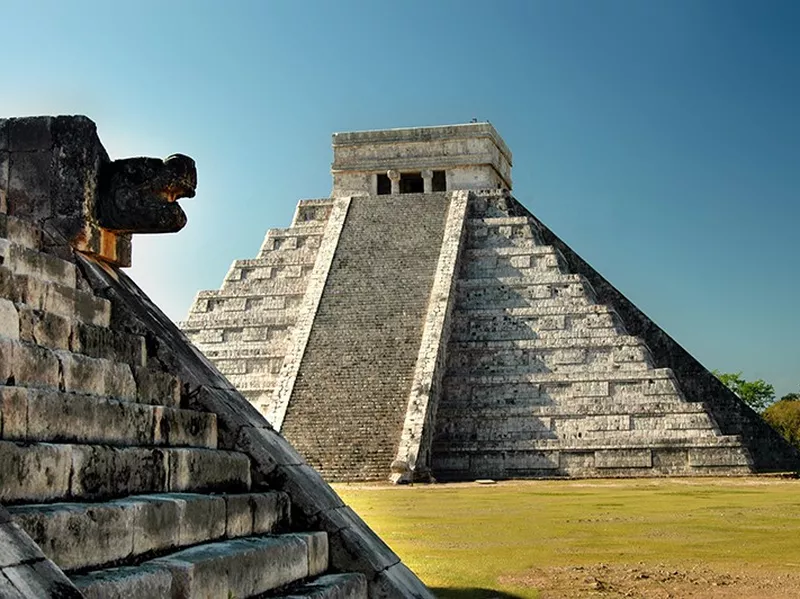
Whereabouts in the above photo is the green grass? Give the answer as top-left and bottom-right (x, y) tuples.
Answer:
(333, 478), (800, 598)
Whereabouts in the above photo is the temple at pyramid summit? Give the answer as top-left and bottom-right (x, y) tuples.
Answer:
(181, 123), (800, 483)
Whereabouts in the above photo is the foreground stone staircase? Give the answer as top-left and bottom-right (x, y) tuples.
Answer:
(431, 191), (752, 479)
(0, 115), (431, 598)
(0, 214), (366, 598)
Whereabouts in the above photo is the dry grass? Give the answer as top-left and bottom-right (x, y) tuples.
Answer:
(334, 477), (800, 598)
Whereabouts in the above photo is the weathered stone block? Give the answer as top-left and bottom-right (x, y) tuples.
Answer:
(595, 449), (652, 469)
(70, 445), (168, 499)
(129, 495), (181, 555)
(0, 386), (27, 440)
(688, 447), (751, 467)
(266, 464), (343, 520)
(152, 406), (216, 448)
(7, 151), (54, 222)
(252, 490), (291, 533)
(8, 117), (53, 152)
(72, 564), (173, 599)
(72, 323), (145, 366)
(1, 558), (83, 599)
(371, 562), (435, 599)
(327, 508), (398, 574)
(167, 448), (250, 493)
(26, 390), (153, 446)
(9, 340), (60, 388)
(17, 306), (69, 349)
(236, 426), (305, 483)
(293, 531), (329, 577)
(0, 441), (72, 503)
(153, 536), (309, 599)
(133, 366), (181, 407)
(0, 521), (45, 567)
(224, 494), (254, 538)
(56, 351), (136, 400)
(175, 494), (226, 546)
(0, 298), (19, 339)
(11, 502), (134, 571)
(282, 573), (368, 599)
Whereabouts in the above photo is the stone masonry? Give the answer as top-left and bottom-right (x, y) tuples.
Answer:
(0, 115), (433, 598)
(183, 123), (800, 482)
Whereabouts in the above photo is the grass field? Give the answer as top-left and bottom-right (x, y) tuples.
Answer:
(334, 478), (800, 598)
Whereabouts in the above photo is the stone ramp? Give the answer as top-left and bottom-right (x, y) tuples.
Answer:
(430, 191), (762, 480)
(279, 193), (451, 480)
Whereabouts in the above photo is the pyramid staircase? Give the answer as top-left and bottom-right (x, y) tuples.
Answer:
(0, 213), (371, 598)
(431, 191), (753, 479)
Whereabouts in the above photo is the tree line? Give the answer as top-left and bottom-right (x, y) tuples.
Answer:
(714, 371), (800, 451)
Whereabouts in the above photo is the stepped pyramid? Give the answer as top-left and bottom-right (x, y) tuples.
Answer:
(182, 123), (800, 483)
(0, 116), (430, 598)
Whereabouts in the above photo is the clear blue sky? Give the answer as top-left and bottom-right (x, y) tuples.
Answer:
(3, 0), (798, 398)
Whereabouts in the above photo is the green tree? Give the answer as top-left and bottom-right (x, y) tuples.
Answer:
(712, 371), (775, 412)
(763, 397), (800, 450)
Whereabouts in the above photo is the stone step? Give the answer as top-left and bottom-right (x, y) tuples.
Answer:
(456, 291), (593, 311)
(291, 199), (335, 227)
(0, 266), (111, 327)
(199, 346), (288, 360)
(229, 249), (321, 270)
(436, 415), (717, 444)
(0, 441), (250, 504)
(10, 491), (289, 572)
(458, 273), (582, 288)
(443, 367), (676, 386)
(182, 312), (297, 328)
(71, 531), (327, 599)
(195, 280), (308, 301)
(0, 213), (42, 250)
(449, 334), (642, 350)
(0, 386), (215, 449)
(432, 434), (746, 452)
(450, 309), (620, 342)
(467, 216), (537, 227)
(0, 238), (76, 288)
(446, 343), (652, 375)
(222, 270), (314, 292)
(11, 306), (146, 366)
(189, 338), (290, 358)
(463, 245), (559, 258)
(432, 445), (752, 477)
(0, 339), (180, 406)
(275, 573), (368, 599)
(436, 399), (708, 417)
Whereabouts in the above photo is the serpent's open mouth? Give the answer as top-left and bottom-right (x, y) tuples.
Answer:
(163, 154), (197, 202)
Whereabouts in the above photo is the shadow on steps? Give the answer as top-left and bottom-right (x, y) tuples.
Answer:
(432, 588), (525, 599)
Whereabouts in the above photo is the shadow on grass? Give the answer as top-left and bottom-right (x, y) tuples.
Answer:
(431, 588), (524, 599)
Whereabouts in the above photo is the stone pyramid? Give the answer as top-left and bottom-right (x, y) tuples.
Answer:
(181, 123), (800, 483)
